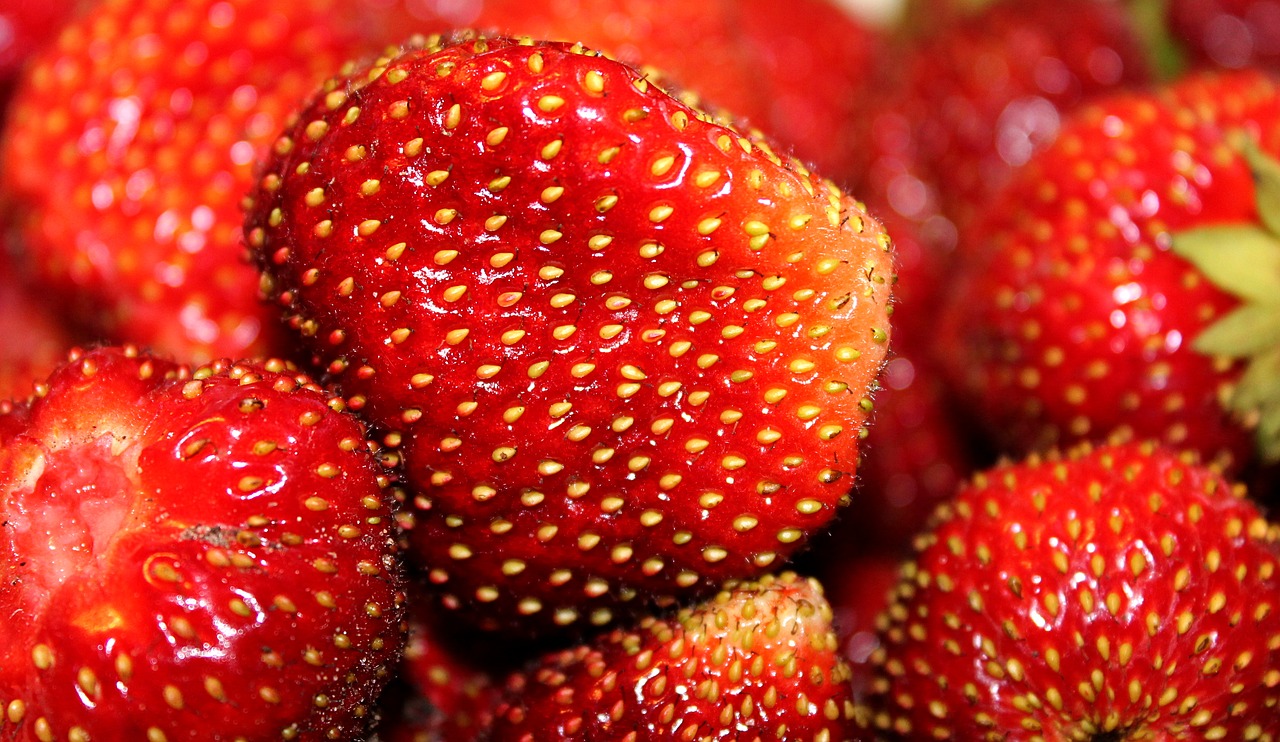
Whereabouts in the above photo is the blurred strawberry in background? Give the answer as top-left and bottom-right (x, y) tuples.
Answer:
(1169, 0), (1280, 69)
(0, 0), (400, 364)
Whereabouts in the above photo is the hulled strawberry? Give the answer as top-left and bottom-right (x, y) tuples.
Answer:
(245, 33), (895, 632)
(489, 571), (859, 740)
(858, 440), (1280, 739)
(0, 346), (407, 740)
(937, 68), (1280, 471)
(0, 0), (386, 362)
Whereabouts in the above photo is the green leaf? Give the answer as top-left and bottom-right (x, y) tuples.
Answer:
(1229, 347), (1280, 411)
(1192, 304), (1280, 359)
(1243, 137), (1280, 239)
(1171, 225), (1280, 304)
(1226, 347), (1280, 463)
(1127, 0), (1188, 81)
(1256, 397), (1280, 464)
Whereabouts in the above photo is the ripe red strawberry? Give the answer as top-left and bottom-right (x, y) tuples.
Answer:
(937, 68), (1280, 471)
(489, 571), (859, 740)
(0, 0), (394, 363)
(0, 346), (407, 740)
(857, 440), (1280, 739)
(245, 33), (895, 633)
(831, 0), (1150, 530)
(375, 0), (884, 183)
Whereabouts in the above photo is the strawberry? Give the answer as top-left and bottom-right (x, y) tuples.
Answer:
(937, 68), (1280, 471)
(245, 32), (895, 633)
(489, 571), (859, 740)
(857, 439), (1280, 739)
(0, 0), (392, 363)
(0, 346), (408, 740)
(376, 0), (885, 183)
(1169, 0), (1280, 70)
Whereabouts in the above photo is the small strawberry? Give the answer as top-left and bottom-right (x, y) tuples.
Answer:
(0, 346), (407, 740)
(859, 439), (1280, 739)
(0, 0), (391, 362)
(376, 0), (885, 183)
(246, 33), (895, 633)
(489, 571), (860, 740)
(937, 68), (1280, 471)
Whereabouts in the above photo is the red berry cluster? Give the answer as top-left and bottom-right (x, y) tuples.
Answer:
(0, 1), (1278, 740)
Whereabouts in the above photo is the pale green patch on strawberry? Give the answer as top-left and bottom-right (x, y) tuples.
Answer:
(1173, 137), (1280, 462)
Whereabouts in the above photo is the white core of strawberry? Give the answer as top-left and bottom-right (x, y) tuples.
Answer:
(3, 432), (143, 607)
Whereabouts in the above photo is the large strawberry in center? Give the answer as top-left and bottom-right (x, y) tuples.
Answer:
(246, 33), (895, 633)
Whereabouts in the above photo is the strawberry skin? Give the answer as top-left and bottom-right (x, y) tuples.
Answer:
(859, 440), (1280, 739)
(937, 69), (1280, 470)
(0, 346), (407, 740)
(430, 0), (886, 183)
(246, 33), (895, 632)
(0, 0), (385, 362)
(489, 572), (859, 740)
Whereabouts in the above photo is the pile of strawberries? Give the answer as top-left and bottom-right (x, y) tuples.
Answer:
(1, 0), (1279, 740)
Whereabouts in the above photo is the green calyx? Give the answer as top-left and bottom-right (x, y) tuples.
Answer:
(1172, 136), (1280, 463)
